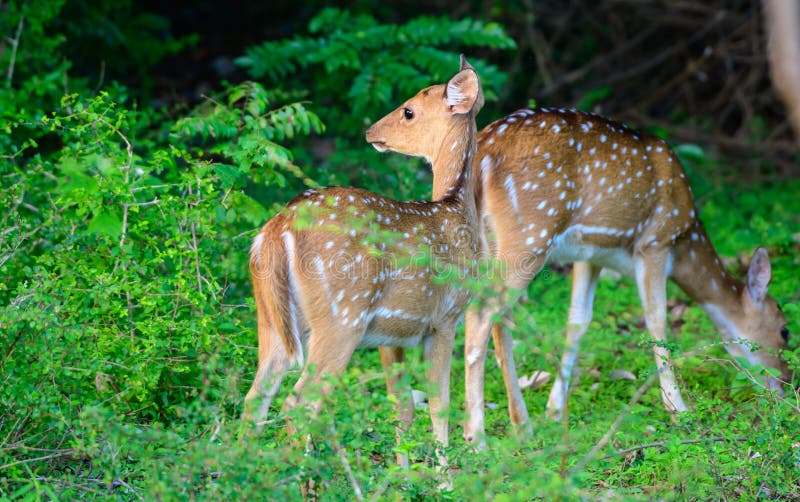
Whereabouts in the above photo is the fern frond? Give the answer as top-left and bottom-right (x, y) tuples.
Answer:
(236, 8), (515, 145)
(308, 7), (377, 34)
(236, 37), (322, 81)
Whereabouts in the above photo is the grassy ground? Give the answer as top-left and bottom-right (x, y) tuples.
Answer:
(229, 177), (799, 500)
(3, 178), (798, 500)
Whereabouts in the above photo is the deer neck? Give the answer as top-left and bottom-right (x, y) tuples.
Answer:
(672, 220), (744, 331)
(429, 115), (479, 226)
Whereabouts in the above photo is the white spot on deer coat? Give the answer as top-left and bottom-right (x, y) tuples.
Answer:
(505, 174), (519, 212)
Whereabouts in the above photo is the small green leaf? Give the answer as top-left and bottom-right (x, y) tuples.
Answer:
(675, 143), (705, 163)
(88, 209), (122, 239)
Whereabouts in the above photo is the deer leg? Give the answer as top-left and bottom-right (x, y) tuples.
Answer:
(491, 322), (530, 434)
(464, 251), (541, 447)
(546, 261), (601, 420)
(242, 323), (291, 430)
(283, 332), (361, 436)
(280, 330), (360, 500)
(427, 327), (456, 446)
(635, 251), (689, 413)
(463, 307), (495, 447)
(425, 325), (456, 474)
(379, 346), (414, 468)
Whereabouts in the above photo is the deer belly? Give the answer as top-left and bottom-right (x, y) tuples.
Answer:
(547, 226), (636, 277)
(359, 309), (432, 348)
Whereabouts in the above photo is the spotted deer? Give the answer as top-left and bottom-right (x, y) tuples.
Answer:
(460, 107), (792, 445)
(244, 57), (483, 464)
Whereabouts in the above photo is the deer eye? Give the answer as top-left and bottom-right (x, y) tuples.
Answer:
(780, 326), (789, 342)
(403, 108), (414, 120)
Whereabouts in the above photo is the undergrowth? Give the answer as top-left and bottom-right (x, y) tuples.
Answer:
(1, 3), (798, 500)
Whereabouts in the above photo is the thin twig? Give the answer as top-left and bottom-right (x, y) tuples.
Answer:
(539, 24), (659, 97)
(122, 198), (159, 209)
(521, 0), (552, 88)
(599, 11), (727, 91)
(90, 116), (137, 337)
(93, 60), (106, 95)
(190, 223), (202, 294)
(0, 449), (78, 471)
(34, 476), (107, 497)
(81, 115), (134, 244)
(704, 355), (800, 415)
(5, 14), (23, 88)
(327, 421), (364, 501)
(605, 436), (748, 459)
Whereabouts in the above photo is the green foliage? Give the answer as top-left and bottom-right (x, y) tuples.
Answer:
(2, 4), (799, 500)
(0, 77), (327, 497)
(0, 0), (193, 145)
(237, 7), (516, 200)
(175, 81), (325, 194)
(577, 86), (611, 111)
(1, 0), (69, 155)
(239, 8), (515, 121)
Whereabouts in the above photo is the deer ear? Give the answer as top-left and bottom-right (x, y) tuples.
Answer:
(746, 247), (772, 304)
(459, 54), (475, 72)
(444, 57), (482, 114)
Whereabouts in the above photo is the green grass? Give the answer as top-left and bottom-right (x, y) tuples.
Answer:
(3, 5), (797, 497)
(2, 178), (798, 500)
(240, 180), (790, 498)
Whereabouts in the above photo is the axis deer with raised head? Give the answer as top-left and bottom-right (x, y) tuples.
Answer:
(461, 107), (792, 445)
(244, 56), (483, 465)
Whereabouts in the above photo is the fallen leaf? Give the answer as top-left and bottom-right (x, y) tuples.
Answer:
(95, 372), (115, 392)
(411, 389), (428, 410)
(670, 303), (688, 318)
(518, 370), (551, 390)
(609, 369), (637, 381)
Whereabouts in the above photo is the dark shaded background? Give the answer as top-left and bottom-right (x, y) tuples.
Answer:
(56, 0), (799, 178)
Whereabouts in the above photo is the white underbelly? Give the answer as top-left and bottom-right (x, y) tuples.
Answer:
(357, 308), (432, 349)
(359, 331), (424, 349)
(546, 226), (636, 277)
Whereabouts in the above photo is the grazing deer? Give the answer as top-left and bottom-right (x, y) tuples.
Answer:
(460, 107), (792, 445)
(243, 56), (483, 466)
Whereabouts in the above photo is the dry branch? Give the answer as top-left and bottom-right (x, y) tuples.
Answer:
(503, 0), (800, 176)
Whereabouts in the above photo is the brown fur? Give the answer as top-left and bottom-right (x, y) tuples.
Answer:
(461, 107), (791, 445)
(243, 58), (484, 467)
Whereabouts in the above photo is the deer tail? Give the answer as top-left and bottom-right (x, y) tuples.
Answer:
(250, 224), (303, 368)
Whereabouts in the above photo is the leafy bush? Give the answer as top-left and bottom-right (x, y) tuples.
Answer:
(238, 7), (517, 200)
(0, 81), (326, 497)
(239, 8), (515, 124)
(1, 4), (798, 500)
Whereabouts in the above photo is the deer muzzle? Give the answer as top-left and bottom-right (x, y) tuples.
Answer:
(365, 125), (388, 152)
